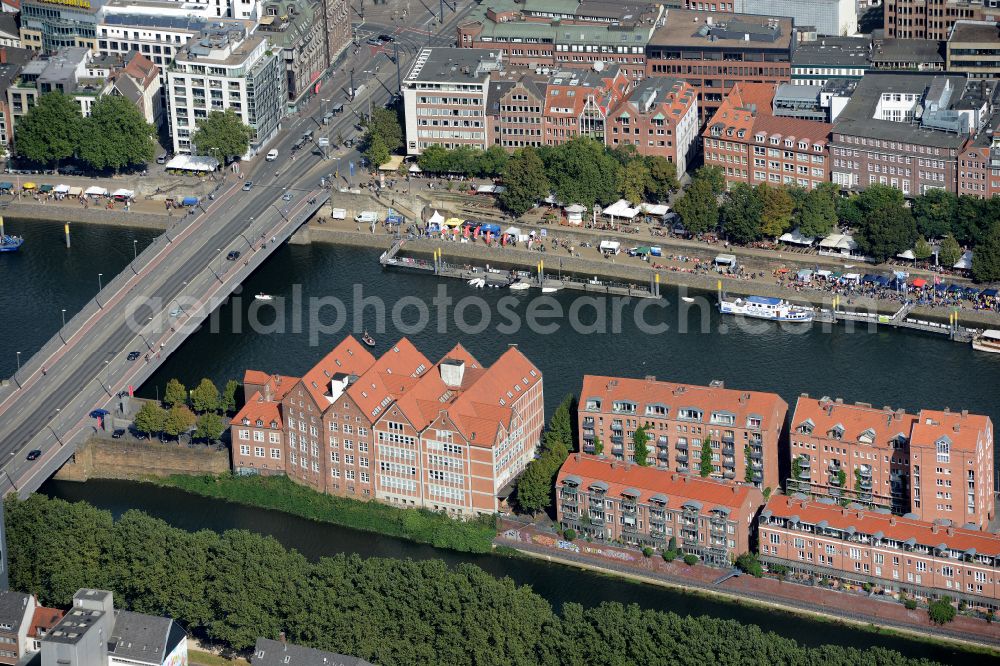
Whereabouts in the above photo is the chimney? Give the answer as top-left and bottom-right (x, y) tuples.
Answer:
(611, 460), (617, 469)
(931, 524), (939, 534)
(944, 406), (951, 413)
(645, 375), (656, 382)
(263, 382), (273, 402)
(961, 409), (968, 418)
(439, 359), (466, 388)
(682, 476), (689, 483)
(889, 516), (896, 526)
(947, 527), (955, 536)
(841, 507), (849, 516)
(574, 453), (581, 462)
(671, 473), (678, 481)
(835, 397), (844, 404)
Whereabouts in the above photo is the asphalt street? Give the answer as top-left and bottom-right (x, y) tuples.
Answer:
(0, 1), (476, 494)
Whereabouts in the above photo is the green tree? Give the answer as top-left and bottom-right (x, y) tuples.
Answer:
(632, 425), (649, 466)
(792, 455), (804, 481)
(163, 378), (187, 408)
(163, 404), (196, 439)
(78, 95), (156, 172)
(543, 137), (622, 208)
(928, 597), (957, 625)
(853, 184), (916, 262)
(694, 165), (726, 195)
(720, 183), (764, 244)
(744, 444), (753, 483)
(912, 189), (956, 239)
(953, 195), (989, 246)
(645, 156), (678, 199)
(735, 552), (763, 577)
(699, 440), (714, 478)
(14, 92), (82, 167)
(194, 412), (225, 442)
(417, 144), (450, 173)
(673, 178), (718, 236)
(938, 233), (962, 268)
(620, 159), (650, 204)
(222, 379), (240, 414)
(515, 396), (575, 513)
(475, 145), (509, 177)
(363, 134), (391, 169)
(913, 235), (933, 261)
(190, 378), (220, 414)
(499, 147), (549, 217)
(133, 401), (166, 436)
(795, 184), (839, 239)
(758, 184), (795, 238)
(683, 553), (700, 566)
(972, 220), (1000, 283)
(837, 469), (847, 488)
(362, 107), (403, 152)
(592, 435), (603, 456)
(191, 109), (252, 163)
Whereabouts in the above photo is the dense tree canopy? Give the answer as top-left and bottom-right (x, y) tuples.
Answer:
(15, 92), (82, 167)
(78, 95), (156, 172)
(541, 137), (623, 208)
(499, 147), (550, 217)
(852, 185), (917, 262)
(673, 178), (718, 236)
(5, 494), (942, 665)
(515, 395), (574, 513)
(191, 109), (252, 163)
(720, 183), (765, 244)
(973, 220), (1000, 283)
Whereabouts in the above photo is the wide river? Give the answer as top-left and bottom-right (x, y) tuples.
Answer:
(6, 218), (1000, 662)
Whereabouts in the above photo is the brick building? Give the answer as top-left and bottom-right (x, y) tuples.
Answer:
(884, 0), (998, 40)
(607, 76), (700, 176)
(488, 71), (547, 149)
(760, 495), (1000, 611)
(957, 111), (1000, 198)
(702, 82), (832, 189)
(787, 396), (994, 529)
(557, 454), (764, 565)
(578, 375), (787, 492)
(540, 66), (631, 147)
(645, 10), (795, 121)
(230, 336), (545, 517)
(946, 20), (1000, 78)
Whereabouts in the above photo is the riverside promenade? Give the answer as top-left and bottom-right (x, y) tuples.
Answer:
(497, 519), (1000, 652)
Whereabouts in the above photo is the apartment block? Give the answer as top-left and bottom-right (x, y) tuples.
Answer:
(540, 66), (631, 147)
(946, 20), (1000, 78)
(256, 0), (328, 108)
(646, 10), (794, 121)
(167, 23), (285, 156)
(231, 336), (544, 518)
(829, 73), (1000, 194)
(320, 0), (351, 65)
(957, 111), (1000, 198)
(884, 0), (999, 40)
(760, 495), (1000, 611)
(578, 375), (787, 492)
(402, 48), (501, 155)
(557, 454), (764, 565)
(0, 591), (35, 665)
(703, 82), (832, 190)
(607, 76), (699, 176)
(487, 70), (547, 149)
(787, 396), (994, 529)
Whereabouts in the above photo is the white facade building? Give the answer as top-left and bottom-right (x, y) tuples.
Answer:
(736, 0), (857, 37)
(101, 0), (262, 20)
(167, 24), (285, 157)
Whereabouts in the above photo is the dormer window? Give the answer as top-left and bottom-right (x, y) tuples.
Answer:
(784, 138), (793, 147)
(710, 411), (735, 426)
(797, 141), (808, 150)
(812, 143), (822, 152)
(746, 416), (762, 429)
(612, 400), (636, 414)
(936, 438), (950, 463)
(242, 417), (250, 426)
(585, 398), (602, 411)
(858, 428), (876, 444)
(798, 419), (815, 434)
(255, 419), (264, 427)
(828, 424), (844, 440)
(678, 408), (702, 421)
(645, 403), (668, 417)
(755, 133), (765, 142)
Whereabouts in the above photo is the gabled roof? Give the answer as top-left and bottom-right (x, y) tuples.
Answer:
(110, 610), (186, 665)
(231, 374), (298, 428)
(299, 336), (376, 407)
(252, 637), (374, 666)
(792, 397), (917, 449)
(346, 337), (431, 420)
(0, 591), (32, 632)
(910, 409), (992, 453)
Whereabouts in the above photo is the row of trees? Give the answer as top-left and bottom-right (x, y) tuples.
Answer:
(361, 107), (404, 169)
(515, 396), (574, 513)
(133, 378), (239, 442)
(5, 494), (944, 665)
(16, 92), (156, 172)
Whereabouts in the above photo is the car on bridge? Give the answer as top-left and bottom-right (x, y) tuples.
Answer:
(242, 180), (254, 191)
(226, 250), (241, 261)
(282, 192), (294, 202)
(379, 34), (396, 43)
(26, 449), (41, 461)
(127, 351), (141, 361)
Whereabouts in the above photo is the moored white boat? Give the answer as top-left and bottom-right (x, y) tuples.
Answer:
(468, 277), (486, 288)
(972, 329), (1000, 354)
(541, 286), (560, 293)
(255, 293), (274, 301)
(509, 282), (531, 291)
(719, 295), (814, 322)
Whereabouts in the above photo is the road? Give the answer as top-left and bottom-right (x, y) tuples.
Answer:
(0, 2), (476, 495)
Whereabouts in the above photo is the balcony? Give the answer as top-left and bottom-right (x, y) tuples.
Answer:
(723, 458), (735, 468)
(582, 417), (595, 428)
(621, 502), (637, 515)
(589, 513), (605, 525)
(676, 453), (688, 463)
(676, 440), (688, 451)
(800, 457), (812, 469)
(722, 444), (735, 456)
(583, 444), (596, 455)
(611, 445), (624, 457)
(752, 471), (763, 483)
(677, 464), (689, 473)
(749, 450), (763, 462)
(723, 470), (735, 480)
(829, 460), (841, 472)
(622, 521), (638, 533)
(562, 505), (579, 517)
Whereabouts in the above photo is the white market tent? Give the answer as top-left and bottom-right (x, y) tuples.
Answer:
(602, 199), (639, 220)
(714, 253), (737, 266)
(84, 186), (108, 196)
(504, 226), (522, 237)
(165, 155), (219, 172)
(111, 188), (135, 199)
(408, 163), (422, 173)
(564, 203), (586, 225)
(954, 250), (973, 270)
(53, 184), (70, 194)
(599, 240), (620, 254)
(67, 186), (82, 196)
(640, 203), (670, 216)
(842, 273), (861, 283)
(779, 228), (816, 246)
(818, 233), (861, 257)
(428, 210), (445, 226)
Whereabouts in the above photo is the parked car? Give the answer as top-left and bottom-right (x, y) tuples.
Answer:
(26, 449), (41, 461)
(242, 180), (254, 191)
(126, 351), (141, 361)
(282, 192), (294, 202)
(169, 306), (182, 317)
(379, 34), (395, 43)
(111, 429), (125, 439)
(226, 250), (241, 261)
(366, 38), (382, 46)
(265, 149), (278, 161)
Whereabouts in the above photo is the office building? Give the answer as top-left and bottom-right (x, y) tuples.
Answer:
(20, 0), (104, 53)
(946, 20), (1000, 78)
(167, 22), (285, 156)
(688, 0), (857, 37)
(578, 374), (787, 492)
(884, 0), (999, 41)
(791, 36), (869, 85)
(607, 76), (700, 175)
(869, 33), (945, 71)
(320, 0), (350, 65)
(256, 1), (328, 108)
(557, 454), (765, 565)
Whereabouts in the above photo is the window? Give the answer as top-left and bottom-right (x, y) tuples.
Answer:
(239, 444), (250, 455)
(270, 448), (281, 459)
(238, 430), (249, 441)
(936, 439), (950, 463)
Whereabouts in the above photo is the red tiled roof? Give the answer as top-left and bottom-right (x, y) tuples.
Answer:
(751, 113), (832, 144)
(792, 397), (917, 449)
(558, 455), (760, 511)
(28, 606), (64, 639)
(910, 409), (992, 453)
(299, 335), (376, 407)
(347, 337), (431, 420)
(581, 375), (786, 428)
(764, 495), (1000, 556)
(243, 369), (271, 387)
(701, 82), (831, 144)
(231, 374), (298, 427)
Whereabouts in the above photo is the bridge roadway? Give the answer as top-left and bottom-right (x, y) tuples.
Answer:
(0, 2), (478, 496)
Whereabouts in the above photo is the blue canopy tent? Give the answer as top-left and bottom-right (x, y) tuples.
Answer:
(181, 196), (199, 206)
(963, 286), (980, 297)
(873, 275), (890, 286)
(0, 182), (13, 192)
(980, 288), (999, 298)
(933, 282), (948, 292)
(478, 223), (501, 235)
(427, 223), (441, 233)
(861, 274), (879, 284)
(947, 284), (963, 293)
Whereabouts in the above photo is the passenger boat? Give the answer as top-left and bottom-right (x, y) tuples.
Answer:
(468, 277), (485, 288)
(509, 282), (531, 291)
(718, 295), (814, 322)
(255, 293), (274, 301)
(361, 330), (376, 347)
(0, 235), (23, 252)
(972, 329), (1000, 354)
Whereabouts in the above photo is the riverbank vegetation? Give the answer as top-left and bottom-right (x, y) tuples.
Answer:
(514, 395), (575, 513)
(6, 494), (944, 665)
(151, 473), (497, 553)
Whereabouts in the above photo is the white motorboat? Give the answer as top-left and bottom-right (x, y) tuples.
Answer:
(255, 293), (274, 301)
(541, 286), (560, 293)
(972, 329), (1000, 354)
(509, 282), (531, 291)
(468, 277), (486, 288)
(719, 295), (814, 322)
(681, 296), (696, 303)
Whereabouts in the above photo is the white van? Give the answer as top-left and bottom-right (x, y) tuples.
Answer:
(354, 211), (378, 223)
(265, 149), (279, 161)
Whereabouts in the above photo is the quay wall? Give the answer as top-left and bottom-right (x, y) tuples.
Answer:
(54, 436), (230, 482)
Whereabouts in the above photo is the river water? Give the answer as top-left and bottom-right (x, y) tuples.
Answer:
(8, 219), (1000, 662)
